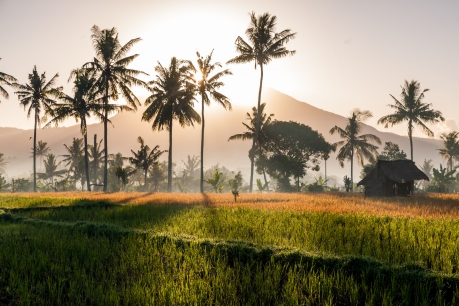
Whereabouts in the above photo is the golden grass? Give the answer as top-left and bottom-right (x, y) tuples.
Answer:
(4, 191), (459, 219)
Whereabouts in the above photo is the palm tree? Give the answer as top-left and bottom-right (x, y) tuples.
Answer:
(45, 70), (107, 191)
(330, 109), (381, 191)
(229, 102), (274, 191)
(83, 25), (148, 191)
(187, 51), (232, 193)
(129, 136), (165, 190)
(142, 57), (201, 192)
(437, 132), (459, 172)
(89, 137), (104, 188)
(37, 154), (66, 189)
(377, 80), (444, 161)
(181, 155), (200, 178)
(227, 12), (296, 192)
(12, 66), (62, 192)
(32, 140), (50, 171)
(0, 58), (17, 103)
(61, 138), (84, 172)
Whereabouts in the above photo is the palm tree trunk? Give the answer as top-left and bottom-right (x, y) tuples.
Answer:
(200, 95), (205, 193)
(249, 139), (255, 193)
(33, 109), (37, 192)
(103, 86), (108, 191)
(82, 120), (91, 192)
(324, 158), (327, 188)
(144, 169), (148, 190)
(250, 64), (264, 193)
(93, 134), (97, 190)
(259, 144), (269, 192)
(168, 118), (173, 192)
(409, 120), (413, 161)
(350, 148), (354, 192)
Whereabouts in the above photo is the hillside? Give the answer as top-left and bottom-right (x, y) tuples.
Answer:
(0, 88), (443, 181)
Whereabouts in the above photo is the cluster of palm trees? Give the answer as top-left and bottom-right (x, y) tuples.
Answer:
(0, 11), (296, 193)
(330, 80), (444, 190)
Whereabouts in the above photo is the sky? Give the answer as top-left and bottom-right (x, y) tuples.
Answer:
(0, 0), (458, 138)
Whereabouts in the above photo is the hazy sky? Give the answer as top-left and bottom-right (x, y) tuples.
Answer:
(0, 0), (458, 138)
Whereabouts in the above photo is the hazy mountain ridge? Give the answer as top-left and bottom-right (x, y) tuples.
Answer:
(0, 88), (443, 180)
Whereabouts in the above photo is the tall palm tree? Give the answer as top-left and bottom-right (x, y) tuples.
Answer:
(227, 12), (296, 192)
(377, 80), (444, 161)
(45, 69), (110, 191)
(12, 66), (62, 192)
(229, 102), (274, 191)
(330, 109), (381, 191)
(437, 132), (459, 172)
(0, 58), (17, 103)
(188, 51), (232, 193)
(142, 57), (201, 192)
(83, 25), (148, 191)
(129, 136), (165, 190)
(32, 140), (50, 171)
(181, 155), (200, 178)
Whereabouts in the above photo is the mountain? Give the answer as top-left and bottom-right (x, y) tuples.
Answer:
(0, 88), (443, 182)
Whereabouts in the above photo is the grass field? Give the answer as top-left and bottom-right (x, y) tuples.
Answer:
(1, 192), (459, 305)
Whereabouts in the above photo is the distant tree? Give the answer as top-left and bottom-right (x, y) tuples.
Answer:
(142, 57), (201, 192)
(88, 138), (104, 189)
(83, 25), (148, 191)
(263, 121), (330, 192)
(379, 142), (407, 161)
(330, 109), (381, 191)
(32, 141), (50, 171)
(61, 138), (84, 173)
(228, 171), (244, 192)
(256, 178), (269, 192)
(343, 175), (352, 192)
(432, 164), (456, 193)
(37, 154), (66, 188)
(377, 80), (444, 161)
(418, 159), (433, 190)
(437, 132), (459, 172)
(227, 12), (296, 192)
(204, 169), (226, 193)
(229, 103), (274, 191)
(181, 155), (200, 179)
(129, 136), (165, 190)
(12, 66), (62, 192)
(188, 51), (232, 193)
(0, 174), (8, 192)
(149, 161), (167, 192)
(0, 153), (8, 174)
(0, 58), (17, 103)
(115, 166), (136, 191)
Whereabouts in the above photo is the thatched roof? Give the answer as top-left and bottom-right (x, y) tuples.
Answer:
(357, 160), (429, 186)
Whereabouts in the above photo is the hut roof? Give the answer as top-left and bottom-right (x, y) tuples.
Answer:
(357, 160), (429, 186)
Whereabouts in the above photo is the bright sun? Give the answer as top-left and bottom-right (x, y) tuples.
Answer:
(194, 71), (203, 83)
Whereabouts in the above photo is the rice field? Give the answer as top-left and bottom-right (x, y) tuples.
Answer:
(1, 192), (459, 305)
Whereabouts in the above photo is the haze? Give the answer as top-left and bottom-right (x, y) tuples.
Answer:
(1, 0), (458, 138)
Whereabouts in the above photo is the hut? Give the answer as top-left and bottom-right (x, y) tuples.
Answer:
(357, 160), (429, 197)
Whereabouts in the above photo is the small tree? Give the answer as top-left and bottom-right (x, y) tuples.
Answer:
(228, 171), (243, 192)
(115, 166), (135, 191)
(343, 175), (352, 192)
(204, 169), (226, 193)
(432, 164), (456, 193)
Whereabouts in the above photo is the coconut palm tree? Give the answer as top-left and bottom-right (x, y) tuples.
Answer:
(37, 153), (66, 189)
(330, 109), (381, 191)
(61, 138), (84, 171)
(83, 25), (148, 191)
(32, 140), (50, 171)
(187, 51), (232, 193)
(89, 137), (104, 188)
(437, 132), (459, 172)
(229, 102), (274, 190)
(46, 69), (118, 191)
(12, 66), (62, 192)
(377, 80), (444, 161)
(129, 136), (165, 190)
(142, 57), (201, 192)
(0, 58), (17, 103)
(227, 12), (296, 192)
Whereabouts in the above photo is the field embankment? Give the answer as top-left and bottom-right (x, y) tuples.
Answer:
(1, 192), (459, 305)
